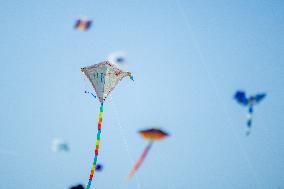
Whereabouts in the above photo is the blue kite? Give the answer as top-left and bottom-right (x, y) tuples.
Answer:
(234, 90), (266, 135)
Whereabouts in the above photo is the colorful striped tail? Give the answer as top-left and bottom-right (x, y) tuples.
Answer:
(86, 103), (104, 189)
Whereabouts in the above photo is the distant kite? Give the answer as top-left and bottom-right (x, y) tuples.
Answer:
(74, 18), (92, 31)
(108, 51), (127, 65)
(51, 138), (69, 152)
(81, 61), (134, 189)
(128, 128), (169, 179)
(234, 90), (266, 135)
(70, 184), (84, 189)
(95, 163), (103, 172)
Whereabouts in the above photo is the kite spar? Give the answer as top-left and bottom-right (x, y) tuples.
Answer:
(81, 61), (133, 189)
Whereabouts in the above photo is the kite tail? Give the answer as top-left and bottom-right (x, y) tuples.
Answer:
(246, 106), (253, 136)
(85, 90), (97, 99)
(86, 103), (103, 189)
(128, 140), (153, 179)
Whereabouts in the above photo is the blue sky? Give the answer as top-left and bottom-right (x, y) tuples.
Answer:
(0, 0), (283, 189)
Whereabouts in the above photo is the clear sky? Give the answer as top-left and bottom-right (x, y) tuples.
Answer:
(0, 0), (283, 189)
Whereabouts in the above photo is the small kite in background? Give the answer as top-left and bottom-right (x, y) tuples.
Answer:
(128, 128), (169, 179)
(74, 18), (92, 31)
(69, 184), (84, 189)
(81, 61), (134, 189)
(108, 51), (127, 65)
(234, 90), (266, 136)
(95, 163), (103, 172)
(51, 138), (69, 152)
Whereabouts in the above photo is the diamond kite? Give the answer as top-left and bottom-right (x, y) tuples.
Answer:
(81, 61), (133, 189)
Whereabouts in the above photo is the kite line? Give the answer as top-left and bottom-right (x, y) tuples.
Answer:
(110, 95), (142, 188)
(174, 1), (263, 188)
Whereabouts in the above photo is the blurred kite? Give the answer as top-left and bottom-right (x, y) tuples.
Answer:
(51, 138), (69, 152)
(74, 18), (92, 31)
(234, 90), (266, 135)
(70, 184), (84, 189)
(128, 128), (169, 179)
(81, 61), (134, 189)
(95, 163), (103, 172)
(108, 51), (127, 65)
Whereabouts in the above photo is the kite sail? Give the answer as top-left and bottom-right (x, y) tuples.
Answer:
(234, 90), (266, 135)
(128, 128), (169, 179)
(75, 18), (92, 31)
(81, 61), (133, 189)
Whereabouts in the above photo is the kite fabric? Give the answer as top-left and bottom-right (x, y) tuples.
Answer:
(81, 61), (133, 103)
(74, 18), (92, 31)
(234, 90), (266, 135)
(81, 61), (133, 189)
(139, 128), (169, 140)
(128, 128), (169, 179)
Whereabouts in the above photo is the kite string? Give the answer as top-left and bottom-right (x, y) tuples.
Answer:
(86, 103), (104, 189)
(109, 95), (142, 189)
(174, 1), (263, 189)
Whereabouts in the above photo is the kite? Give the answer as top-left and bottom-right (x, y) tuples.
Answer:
(81, 61), (134, 189)
(74, 18), (92, 31)
(70, 184), (84, 189)
(51, 138), (69, 152)
(128, 128), (169, 179)
(108, 51), (127, 65)
(95, 163), (103, 172)
(234, 90), (266, 135)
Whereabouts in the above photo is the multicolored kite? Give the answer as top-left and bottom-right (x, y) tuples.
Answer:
(81, 61), (133, 189)
(234, 90), (266, 135)
(128, 128), (169, 179)
(75, 18), (92, 31)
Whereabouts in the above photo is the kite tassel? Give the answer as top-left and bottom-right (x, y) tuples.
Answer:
(85, 90), (97, 99)
(86, 103), (103, 189)
(246, 107), (253, 136)
(127, 72), (134, 81)
(128, 140), (153, 180)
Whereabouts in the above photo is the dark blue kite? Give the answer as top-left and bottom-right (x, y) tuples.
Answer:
(70, 184), (84, 189)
